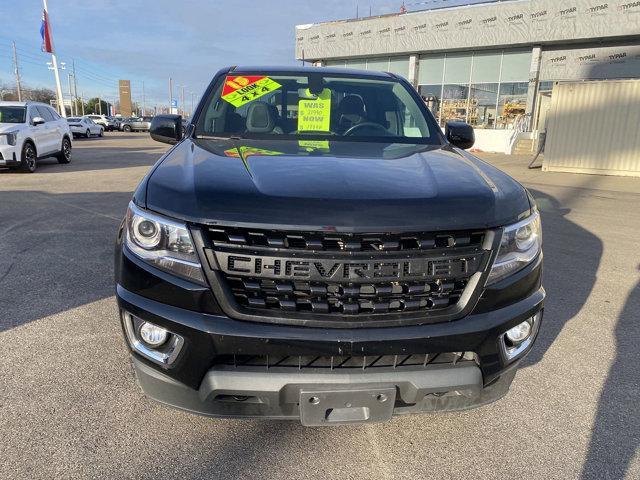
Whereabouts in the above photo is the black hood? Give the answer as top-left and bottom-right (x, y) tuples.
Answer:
(144, 138), (530, 231)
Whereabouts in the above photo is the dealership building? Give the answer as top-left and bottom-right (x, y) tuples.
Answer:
(295, 0), (640, 156)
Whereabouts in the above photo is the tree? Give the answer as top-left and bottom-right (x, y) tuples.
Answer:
(85, 97), (110, 115)
(0, 83), (57, 105)
(27, 87), (57, 104)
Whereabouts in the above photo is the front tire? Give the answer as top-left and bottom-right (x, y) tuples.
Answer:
(85, 129), (91, 138)
(20, 142), (37, 173)
(123, 125), (131, 132)
(56, 137), (72, 164)
(99, 128), (104, 137)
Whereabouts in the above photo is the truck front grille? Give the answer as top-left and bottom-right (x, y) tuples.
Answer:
(214, 352), (478, 371)
(225, 276), (467, 315)
(201, 226), (493, 327)
(208, 227), (484, 252)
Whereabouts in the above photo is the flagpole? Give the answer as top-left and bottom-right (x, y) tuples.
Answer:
(42, 0), (66, 117)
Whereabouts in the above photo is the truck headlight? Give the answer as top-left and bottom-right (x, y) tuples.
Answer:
(0, 131), (17, 146)
(124, 201), (206, 285)
(487, 211), (541, 285)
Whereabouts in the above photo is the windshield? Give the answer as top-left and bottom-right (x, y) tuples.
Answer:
(0, 106), (26, 124)
(195, 71), (441, 144)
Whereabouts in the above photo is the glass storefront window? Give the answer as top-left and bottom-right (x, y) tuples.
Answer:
(497, 82), (528, 129)
(418, 55), (445, 85)
(441, 84), (469, 124)
(470, 51), (501, 83)
(443, 53), (472, 84)
(469, 83), (498, 128)
(345, 59), (366, 69)
(419, 84), (442, 120)
(416, 48), (535, 129)
(389, 57), (410, 78)
(367, 57), (389, 71)
(500, 50), (531, 82)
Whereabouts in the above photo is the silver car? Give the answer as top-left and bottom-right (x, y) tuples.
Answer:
(121, 116), (153, 132)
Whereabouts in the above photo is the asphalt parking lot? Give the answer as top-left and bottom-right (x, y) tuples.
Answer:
(1, 132), (639, 480)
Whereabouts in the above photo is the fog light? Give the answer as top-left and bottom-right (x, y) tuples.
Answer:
(122, 312), (184, 367)
(505, 320), (532, 344)
(500, 312), (542, 362)
(139, 322), (169, 346)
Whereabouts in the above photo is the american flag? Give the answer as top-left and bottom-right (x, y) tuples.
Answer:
(40, 10), (53, 53)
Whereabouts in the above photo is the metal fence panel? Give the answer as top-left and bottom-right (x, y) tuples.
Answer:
(543, 80), (640, 177)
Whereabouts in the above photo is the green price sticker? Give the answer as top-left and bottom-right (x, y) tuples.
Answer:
(298, 89), (332, 132)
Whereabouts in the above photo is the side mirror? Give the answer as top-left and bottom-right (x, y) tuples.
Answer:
(150, 114), (182, 144)
(32, 116), (45, 126)
(445, 121), (475, 150)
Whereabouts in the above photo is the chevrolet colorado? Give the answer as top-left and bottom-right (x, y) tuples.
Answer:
(115, 66), (543, 426)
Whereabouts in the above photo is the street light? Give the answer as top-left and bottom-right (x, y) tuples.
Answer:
(177, 84), (187, 116)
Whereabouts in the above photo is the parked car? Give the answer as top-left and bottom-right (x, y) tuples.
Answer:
(116, 66), (543, 426)
(119, 117), (133, 132)
(105, 116), (119, 131)
(112, 116), (124, 130)
(120, 116), (153, 132)
(0, 101), (72, 172)
(67, 116), (104, 138)
(87, 114), (116, 131)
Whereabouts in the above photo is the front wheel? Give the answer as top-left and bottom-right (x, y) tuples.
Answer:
(56, 137), (72, 164)
(85, 129), (91, 138)
(20, 142), (37, 173)
(123, 125), (131, 132)
(99, 128), (104, 137)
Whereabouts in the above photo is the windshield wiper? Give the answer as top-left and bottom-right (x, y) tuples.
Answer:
(194, 133), (245, 140)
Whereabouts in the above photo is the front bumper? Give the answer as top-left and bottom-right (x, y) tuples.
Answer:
(0, 144), (19, 166)
(116, 277), (543, 424)
(132, 353), (518, 424)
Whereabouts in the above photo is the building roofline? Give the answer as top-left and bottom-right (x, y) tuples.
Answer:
(296, 0), (525, 29)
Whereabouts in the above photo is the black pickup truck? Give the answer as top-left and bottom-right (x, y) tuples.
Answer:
(115, 66), (543, 426)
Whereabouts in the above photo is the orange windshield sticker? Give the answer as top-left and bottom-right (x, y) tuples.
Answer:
(221, 76), (282, 108)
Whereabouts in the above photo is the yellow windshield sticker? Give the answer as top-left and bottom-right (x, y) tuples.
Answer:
(298, 140), (330, 151)
(221, 75), (282, 108)
(224, 146), (285, 158)
(298, 88), (332, 132)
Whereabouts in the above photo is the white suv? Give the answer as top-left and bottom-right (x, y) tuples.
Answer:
(87, 114), (113, 130)
(0, 101), (72, 173)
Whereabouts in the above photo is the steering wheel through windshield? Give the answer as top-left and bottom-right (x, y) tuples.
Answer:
(343, 122), (390, 136)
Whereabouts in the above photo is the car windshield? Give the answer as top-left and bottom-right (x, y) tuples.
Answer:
(195, 71), (440, 144)
(68, 117), (81, 122)
(0, 106), (26, 124)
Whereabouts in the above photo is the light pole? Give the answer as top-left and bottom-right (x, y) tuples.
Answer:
(42, 0), (66, 117)
(177, 85), (187, 116)
(169, 77), (173, 113)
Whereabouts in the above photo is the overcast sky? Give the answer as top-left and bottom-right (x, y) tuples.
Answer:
(0, 0), (485, 107)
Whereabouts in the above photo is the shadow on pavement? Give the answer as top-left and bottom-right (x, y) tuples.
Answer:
(581, 272), (640, 480)
(0, 190), (132, 331)
(520, 188), (602, 369)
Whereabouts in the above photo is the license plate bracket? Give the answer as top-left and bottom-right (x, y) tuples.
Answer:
(299, 386), (396, 426)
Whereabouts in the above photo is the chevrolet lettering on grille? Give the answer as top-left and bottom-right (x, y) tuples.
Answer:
(212, 252), (480, 282)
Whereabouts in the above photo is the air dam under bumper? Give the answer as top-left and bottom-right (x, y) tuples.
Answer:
(133, 356), (516, 425)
